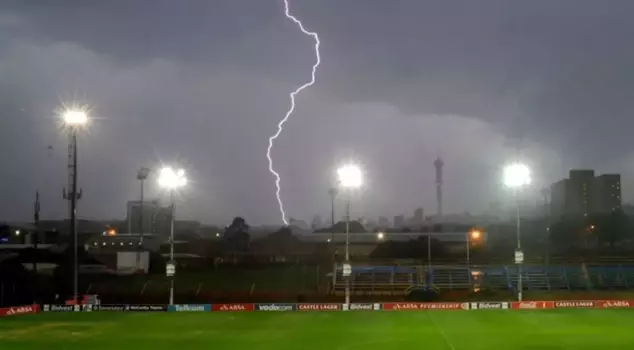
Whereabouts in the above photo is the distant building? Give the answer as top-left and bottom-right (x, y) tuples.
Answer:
(409, 207), (424, 226)
(126, 200), (163, 234)
(595, 174), (621, 212)
(550, 179), (569, 217)
(310, 215), (323, 230)
(393, 215), (405, 228)
(550, 170), (621, 216)
(151, 206), (173, 237)
(568, 170), (595, 216)
(289, 218), (309, 230)
(377, 216), (390, 228)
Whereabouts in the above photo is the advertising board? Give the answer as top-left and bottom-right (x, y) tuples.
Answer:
(297, 304), (341, 311)
(554, 301), (596, 309)
(510, 301), (554, 309)
(211, 304), (255, 312)
(346, 303), (381, 311)
(596, 300), (634, 309)
(470, 302), (509, 309)
(0, 304), (39, 317)
(168, 304), (210, 312)
(255, 304), (296, 311)
(382, 302), (469, 310)
(42, 304), (76, 312)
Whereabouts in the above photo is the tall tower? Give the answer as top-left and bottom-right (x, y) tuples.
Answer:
(434, 157), (443, 218)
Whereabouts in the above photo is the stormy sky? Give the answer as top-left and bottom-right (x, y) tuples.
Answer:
(1, 0), (634, 225)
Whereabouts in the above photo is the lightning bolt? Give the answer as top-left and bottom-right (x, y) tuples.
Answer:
(267, 0), (321, 225)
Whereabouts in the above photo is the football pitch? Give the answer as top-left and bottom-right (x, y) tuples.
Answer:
(1, 310), (633, 349)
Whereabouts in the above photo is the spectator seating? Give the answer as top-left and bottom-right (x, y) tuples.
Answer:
(426, 266), (470, 290)
(332, 266), (419, 295)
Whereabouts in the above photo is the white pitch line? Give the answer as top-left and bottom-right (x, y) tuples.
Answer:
(425, 311), (457, 350)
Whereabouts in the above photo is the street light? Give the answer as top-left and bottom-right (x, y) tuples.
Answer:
(62, 108), (88, 303)
(336, 163), (363, 307)
(158, 166), (187, 305)
(503, 162), (531, 302)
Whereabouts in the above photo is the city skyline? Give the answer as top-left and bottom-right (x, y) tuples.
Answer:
(2, 1), (634, 224)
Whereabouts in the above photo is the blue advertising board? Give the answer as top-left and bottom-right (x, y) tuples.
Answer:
(168, 304), (211, 312)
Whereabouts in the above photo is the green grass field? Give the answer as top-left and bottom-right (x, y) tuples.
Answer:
(2, 310), (634, 349)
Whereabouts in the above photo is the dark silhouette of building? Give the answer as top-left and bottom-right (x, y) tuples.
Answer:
(551, 170), (622, 216)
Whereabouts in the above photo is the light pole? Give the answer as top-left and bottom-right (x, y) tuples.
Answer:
(136, 167), (150, 272)
(503, 162), (531, 302)
(328, 187), (337, 243)
(336, 164), (363, 307)
(62, 109), (88, 303)
(137, 167), (151, 244)
(158, 166), (187, 305)
(33, 191), (40, 274)
(466, 229), (481, 266)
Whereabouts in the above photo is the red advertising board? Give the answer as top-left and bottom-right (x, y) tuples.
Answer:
(0, 304), (39, 317)
(297, 304), (341, 311)
(211, 303), (255, 312)
(382, 302), (468, 310)
(510, 301), (554, 309)
(553, 300), (596, 309)
(596, 300), (634, 309)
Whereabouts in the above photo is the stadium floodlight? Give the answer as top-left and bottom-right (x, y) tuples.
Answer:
(158, 167), (187, 190)
(62, 109), (88, 126)
(337, 164), (363, 189)
(335, 163), (364, 308)
(503, 162), (531, 189)
(60, 108), (89, 304)
(502, 162), (531, 302)
(158, 166), (187, 305)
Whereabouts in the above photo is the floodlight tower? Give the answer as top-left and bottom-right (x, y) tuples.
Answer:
(62, 109), (87, 303)
(503, 162), (531, 302)
(158, 166), (187, 305)
(336, 164), (363, 307)
(434, 157), (443, 218)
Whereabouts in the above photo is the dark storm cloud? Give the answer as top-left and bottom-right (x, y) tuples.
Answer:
(1, 0), (633, 224)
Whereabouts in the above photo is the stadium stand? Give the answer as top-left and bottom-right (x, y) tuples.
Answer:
(586, 265), (626, 289)
(545, 266), (569, 290)
(426, 266), (470, 290)
(481, 266), (511, 290)
(621, 265), (634, 288)
(564, 265), (588, 290)
(332, 266), (420, 295)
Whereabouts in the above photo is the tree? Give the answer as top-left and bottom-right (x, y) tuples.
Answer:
(593, 211), (628, 248)
(264, 226), (297, 256)
(224, 217), (250, 254)
(548, 215), (585, 252)
(228, 217), (249, 233)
